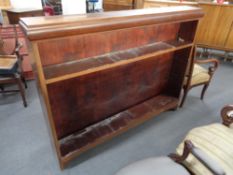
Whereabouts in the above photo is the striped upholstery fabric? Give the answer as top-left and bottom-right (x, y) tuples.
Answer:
(184, 64), (210, 86)
(176, 123), (233, 175)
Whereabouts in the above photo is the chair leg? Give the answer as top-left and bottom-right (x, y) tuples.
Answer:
(180, 88), (189, 108)
(16, 77), (27, 107)
(0, 85), (4, 91)
(201, 84), (209, 100)
(21, 76), (28, 89)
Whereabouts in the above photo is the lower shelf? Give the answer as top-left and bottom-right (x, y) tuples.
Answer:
(59, 94), (179, 162)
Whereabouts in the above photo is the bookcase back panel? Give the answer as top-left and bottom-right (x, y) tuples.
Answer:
(47, 52), (174, 139)
(38, 23), (179, 67)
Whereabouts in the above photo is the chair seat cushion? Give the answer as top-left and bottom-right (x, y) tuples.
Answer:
(176, 123), (233, 175)
(115, 157), (189, 175)
(184, 64), (210, 86)
(0, 56), (18, 75)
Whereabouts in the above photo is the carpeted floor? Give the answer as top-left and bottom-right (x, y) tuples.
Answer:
(0, 60), (232, 175)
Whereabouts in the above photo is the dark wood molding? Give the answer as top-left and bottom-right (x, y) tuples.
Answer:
(169, 140), (193, 163)
(20, 6), (203, 40)
(221, 105), (233, 127)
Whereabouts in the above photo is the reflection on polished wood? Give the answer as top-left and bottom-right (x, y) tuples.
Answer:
(20, 6), (203, 168)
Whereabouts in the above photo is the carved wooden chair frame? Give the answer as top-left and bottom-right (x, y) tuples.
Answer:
(0, 24), (28, 107)
(169, 105), (233, 175)
(180, 47), (219, 107)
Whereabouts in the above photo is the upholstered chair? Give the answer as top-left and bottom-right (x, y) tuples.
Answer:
(176, 105), (233, 175)
(115, 105), (233, 175)
(0, 25), (27, 107)
(180, 49), (219, 107)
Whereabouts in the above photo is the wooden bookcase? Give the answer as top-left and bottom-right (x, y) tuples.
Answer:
(20, 6), (203, 169)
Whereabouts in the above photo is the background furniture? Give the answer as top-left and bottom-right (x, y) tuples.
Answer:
(0, 0), (11, 10)
(20, 6), (203, 168)
(103, 0), (135, 10)
(116, 104), (233, 175)
(142, 0), (233, 61)
(0, 25), (27, 87)
(5, 8), (44, 24)
(42, 0), (62, 15)
(103, 0), (144, 11)
(0, 0), (11, 24)
(0, 37), (27, 107)
(0, 24), (34, 79)
(180, 49), (219, 107)
(0, 55), (27, 107)
(176, 104), (233, 174)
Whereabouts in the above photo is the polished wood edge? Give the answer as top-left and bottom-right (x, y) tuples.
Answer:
(169, 140), (193, 163)
(45, 43), (193, 84)
(5, 8), (42, 13)
(195, 58), (219, 75)
(19, 7), (204, 40)
(31, 42), (64, 169)
(221, 105), (233, 127)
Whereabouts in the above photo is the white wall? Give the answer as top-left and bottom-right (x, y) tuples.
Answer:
(61, 0), (86, 15)
(10, 0), (43, 9)
(95, 0), (103, 10)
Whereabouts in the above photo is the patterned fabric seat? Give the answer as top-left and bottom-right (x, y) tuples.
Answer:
(188, 64), (210, 86)
(0, 55), (18, 75)
(180, 57), (219, 107)
(177, 123), (233, 175)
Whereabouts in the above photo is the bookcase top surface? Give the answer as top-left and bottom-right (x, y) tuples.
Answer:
(20, 6), (203, 40)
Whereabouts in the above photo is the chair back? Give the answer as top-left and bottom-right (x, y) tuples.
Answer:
(0, 24), (23, 74)
(0, 24), (21, 53)
(185, 46), (196, 86)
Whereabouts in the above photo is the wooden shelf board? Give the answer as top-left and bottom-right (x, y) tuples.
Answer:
(44, 40), (193, 84)
(58, 94), (178, 162)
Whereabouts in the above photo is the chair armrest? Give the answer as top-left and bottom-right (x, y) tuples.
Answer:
(195, 58), (219, 75)
(14, 42), (23, 55)
(0, 55), (17, 58)
(191, 145), (225, 175)
(169, 140), (225, 175)
(221, 105), (233, 127)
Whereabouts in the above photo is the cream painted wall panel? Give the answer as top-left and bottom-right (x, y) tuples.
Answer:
(61, 0), (86, 15)
(10, 0), (42, 9)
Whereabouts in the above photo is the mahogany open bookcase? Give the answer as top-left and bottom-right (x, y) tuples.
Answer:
(20, 6), (203, 169)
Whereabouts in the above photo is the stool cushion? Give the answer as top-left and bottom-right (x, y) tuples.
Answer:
(115, 157), (189, 175)
(176, 123), (233, 175)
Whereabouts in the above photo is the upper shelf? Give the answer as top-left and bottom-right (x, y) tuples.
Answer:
(19, 6), (204, 40)
(44, 40), (193, 84)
